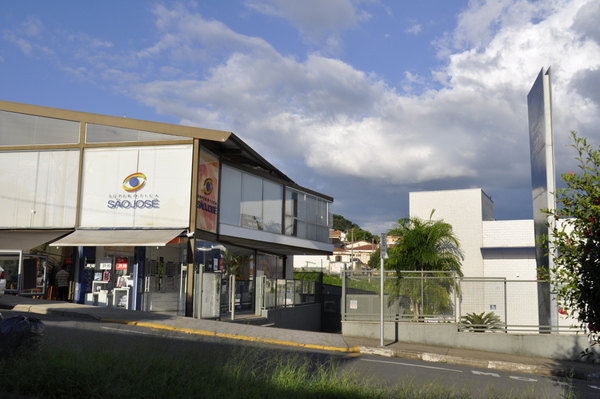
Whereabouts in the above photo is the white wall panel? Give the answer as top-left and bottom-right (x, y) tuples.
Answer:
(79, 145), (192, 228)
(0, 150), (79, 228)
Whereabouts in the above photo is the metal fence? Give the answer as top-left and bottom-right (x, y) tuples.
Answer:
(343, 270), (583, 334)
(260, 277), (317, 309)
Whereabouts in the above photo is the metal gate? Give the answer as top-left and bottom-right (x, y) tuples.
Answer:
(220, 275), (254, 320)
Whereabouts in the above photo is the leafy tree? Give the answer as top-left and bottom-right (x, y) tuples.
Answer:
(332, 214), (359, 232)
(332, 214), (375, 242)
(367, 248), (381, 269)
(346, 227), (375, 243)
(385, 212), (463, 316)
(542, 131), (600, 332)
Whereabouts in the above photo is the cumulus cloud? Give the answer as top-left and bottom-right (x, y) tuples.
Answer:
(405, 22), (421, 35)
(572, 0), (600, 44)
(130, 0), (600, 189)
(4, 0), (600, 232)
(244, 0), (370, 53)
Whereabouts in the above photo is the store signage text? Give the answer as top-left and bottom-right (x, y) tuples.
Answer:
(197, 194), (217, 214)
(107, 194), (160, 209)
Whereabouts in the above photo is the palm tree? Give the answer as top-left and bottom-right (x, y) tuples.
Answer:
(386, 211), (463, 317)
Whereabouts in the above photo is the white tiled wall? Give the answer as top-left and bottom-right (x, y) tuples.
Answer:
(410, 189), (491, 277)
(483, 220), (535, 248)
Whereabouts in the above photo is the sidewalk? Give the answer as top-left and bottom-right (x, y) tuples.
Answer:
(2, 295), (600, 381)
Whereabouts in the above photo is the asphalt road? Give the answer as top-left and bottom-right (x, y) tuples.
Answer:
(3, 309), (599, 398)
(346, 355), (598, 398)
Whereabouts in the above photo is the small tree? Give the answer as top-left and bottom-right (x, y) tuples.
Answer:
(386, 211), (463, 317)
(542, 131), (600, 332)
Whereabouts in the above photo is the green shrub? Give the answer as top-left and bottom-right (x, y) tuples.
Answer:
(461, 312), (504, 333)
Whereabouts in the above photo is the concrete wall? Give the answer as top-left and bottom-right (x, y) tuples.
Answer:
(342, 321), (596, 361)
(263, 303), (322, 331)
(410, 189), (491, 278)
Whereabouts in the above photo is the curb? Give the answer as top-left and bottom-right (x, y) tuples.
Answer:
(358, 345), (600, 381)
(100, 317), (360, 354)
(12, 304), (100, 321)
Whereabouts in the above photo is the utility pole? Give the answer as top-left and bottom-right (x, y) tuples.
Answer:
(380, 233), (388, 346)
(350, 229), (354, 271)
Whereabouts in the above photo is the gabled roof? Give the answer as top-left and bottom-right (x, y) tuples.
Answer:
(353, 244), (378, 251)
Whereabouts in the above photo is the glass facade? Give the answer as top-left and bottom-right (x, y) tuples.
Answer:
(0, 149), (80, 228)
(0, 110), (80, 145)
(220, 165), (332, 243)
(285, 188), (331, 242)
(220, 164), (283, 234)
(256, 252), (283, 279)
(86, 123), (189, 143)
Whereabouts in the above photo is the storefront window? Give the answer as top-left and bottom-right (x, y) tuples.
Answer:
(81, 240), (188, 315)
(256, 252), (283, 279)
(194, 240), (223, 273)
(221, 245), (255, 280)
(83, 247), (136, 309)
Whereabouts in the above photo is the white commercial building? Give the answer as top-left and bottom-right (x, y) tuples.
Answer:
(0, 100), (333, 319)
(410, 188), (573, 329)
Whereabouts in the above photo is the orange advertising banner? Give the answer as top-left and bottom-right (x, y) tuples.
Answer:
(197, 148), (219, 233)
(115, 257), (128, 270)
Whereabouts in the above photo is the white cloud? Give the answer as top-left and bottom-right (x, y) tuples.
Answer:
(245, 0), (371, 53)
(5, 0), (600, 232)
(572, 0), (600, 44)
(21, 17), (44, 37)
(405, 22), (421, 35)
(119, 0), (600, 194)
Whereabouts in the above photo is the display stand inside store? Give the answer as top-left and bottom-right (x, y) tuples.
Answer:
(85, 281), (110, 307)
(112, 287), (130, 308)
(84, 256), (132, 309)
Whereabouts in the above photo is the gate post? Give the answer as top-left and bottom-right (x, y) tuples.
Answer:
(255, 275), (265, 316)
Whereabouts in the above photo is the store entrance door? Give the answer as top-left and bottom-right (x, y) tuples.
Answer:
(143, 245), (187, 315)
(220, 276), (255, 320)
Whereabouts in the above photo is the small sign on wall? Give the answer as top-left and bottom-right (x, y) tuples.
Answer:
(116, 257), (128, 270)
(100, 257), (112, 270)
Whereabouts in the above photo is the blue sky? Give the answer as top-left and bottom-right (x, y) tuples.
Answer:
(3, 0), (600, 234)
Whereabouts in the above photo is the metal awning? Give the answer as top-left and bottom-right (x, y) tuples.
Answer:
(52, 229), (185, 247)
(0, 230), (73, 251)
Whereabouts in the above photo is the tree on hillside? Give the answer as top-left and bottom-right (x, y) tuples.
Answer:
(332, 214), (375, 242)
(346, 227), (375, 243)
(542, 132), (600, 334)
(332, 214), (359, 232)
(385, 212), (463, 317)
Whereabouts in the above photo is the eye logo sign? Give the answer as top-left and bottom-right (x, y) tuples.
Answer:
(122, 172), (147, 192)
(203, 178), (213, 195)
(107, 172), (159, 210)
